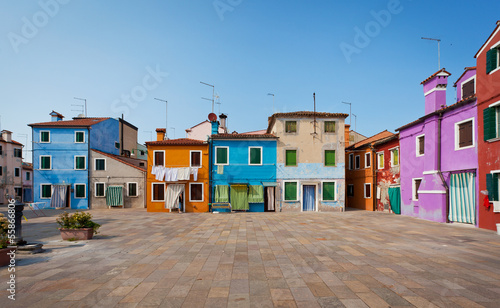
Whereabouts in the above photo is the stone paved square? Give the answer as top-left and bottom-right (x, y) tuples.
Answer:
(1, 208), (500, 307)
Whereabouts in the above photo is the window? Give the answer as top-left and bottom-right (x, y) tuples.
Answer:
(75, 131), (85, 143)
(417, 135), (425, 156)
(461, 77), (475, 99)
(40, 156), (51, 170)
(0, 145), (2, 155)
(483, 105), (500, 141)
(364, 183), (371, 199)
(249, 147), (262, 165)
(285, 150), (297, 166)
(486, 46), (499, 74)
(390, 148), (399, 166)
(154, 151), (164, 166)
(140, 150), (145, 156)
(377, 152), (384, 169)
(215, 147), (229, 165)
(190, 151), (202, 167)
(413, 178), (422, 201)
(324, 121), (336, 133)
(487, 173), (499, 202)
(325, 150), (336, 166)
(41, 184), (52, 199)
(75, 184), (86, 198)
(285, 121), (297, 133)
(354, 155), (360, 169)
(14, 187), (22, 197)
(456, 118), (474, 150)
(14, 168), (20, 177)
(365, 153), (371, 168)
(95, 183), (105, 197)
(0, 166), (2, 176)
(347, 184), (354, 197)
(95, 158), (106, 171)
(152, 183), (165, 201)
(75, 156), (86, 170)
(128, 182), (138, 197)
(115, 142), (120, 149)
(14, 148), (22, 158)
(40, 131), (50, 143)
(284, 182), (298, 201)
(26, 172), (30, 181)
(348, 153), (353, 170)
(190, 183), (204, 202)
(322, 182), (336, 201)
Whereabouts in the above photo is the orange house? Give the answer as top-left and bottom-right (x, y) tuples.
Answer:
(146, 129), (209, 212)
(345, 130), (395, 211)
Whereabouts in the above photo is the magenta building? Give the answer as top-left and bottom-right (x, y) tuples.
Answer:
(396, 68), (478, 225)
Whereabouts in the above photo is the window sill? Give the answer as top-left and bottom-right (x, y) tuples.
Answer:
(486, 137), (500, 143)
(488, 66), (500, 75)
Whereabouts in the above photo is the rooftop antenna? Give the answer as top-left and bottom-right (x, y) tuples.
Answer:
(71, 104), (84, 116)
(74, 97), (87, 116)
(17, 133), (28, 158)
(267, 93), (275, 114)
(421, 37), (441, 69)
(311, 92), (317, 136)
(170, 127), (175, 139)
(352, 114), (357, 132)
(200, 81), (215, 113)
(215, 92), (221, 114)
(154, 98), (168, 140)
(342, 101), (352, 125)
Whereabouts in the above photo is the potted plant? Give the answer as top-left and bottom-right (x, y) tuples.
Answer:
(0, 213), (16, 267)
(56, 211), (101, 241)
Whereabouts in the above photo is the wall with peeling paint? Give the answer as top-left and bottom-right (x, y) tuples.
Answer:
(374, 138), (400, 212)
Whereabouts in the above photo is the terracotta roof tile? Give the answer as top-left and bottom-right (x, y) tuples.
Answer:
(92, 149), (146, 171)
(211, 133), (278, 139)
(146, 138), (208, 146)
(373, 134), (399, 147)
(347, 130), (395, 150)
(28, 117), (110, 127)
(420, 68), (451, 85)
(50, 110), (64, 118)
(156, 128), (166, 133)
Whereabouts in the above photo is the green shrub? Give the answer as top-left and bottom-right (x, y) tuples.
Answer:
(56, 211), (101, 234)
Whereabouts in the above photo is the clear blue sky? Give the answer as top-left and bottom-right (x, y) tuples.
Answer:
(1, 1), (499, 161)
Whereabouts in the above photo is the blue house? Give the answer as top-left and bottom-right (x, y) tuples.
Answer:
(29, 111), (138, 209)
(209, 121), (278, 212)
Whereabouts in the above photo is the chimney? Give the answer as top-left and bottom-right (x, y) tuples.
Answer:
(1, 130), (12, 142)
(50, 110), (64, 122)
(211, 121), (219, 136)
(344, 124), (351, 147)
(156, 128), (166, 141)
(421, 69), (451, 115)
(219, 114), (228, 134)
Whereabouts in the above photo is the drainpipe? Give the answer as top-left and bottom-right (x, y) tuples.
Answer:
(371, 146), (377, 211)
(121, 115), (124, 156)
(208, 137), (212, 211)
(437, 113), (450, 222)
(88, 127), (91, 210)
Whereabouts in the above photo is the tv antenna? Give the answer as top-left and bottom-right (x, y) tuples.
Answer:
(74, 97), (87, 116)
(421, 37), (441, 69)
(154, 98), (168, 139)
(200, 81), (215, 113)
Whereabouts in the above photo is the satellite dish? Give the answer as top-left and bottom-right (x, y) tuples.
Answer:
(208, 113), (217, 122)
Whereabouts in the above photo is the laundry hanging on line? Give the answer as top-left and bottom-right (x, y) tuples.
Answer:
(151, 166), (200, 182)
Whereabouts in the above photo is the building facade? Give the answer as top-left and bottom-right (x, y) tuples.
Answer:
(22, 162), (33, 203)
(397, 68), (478, 225)
(475, 21), (500, 230)
(267, 111), (348, 212)
(373, 134), (400, 213)
(146, 129), (209, 212)
(0, 130), (24, 203)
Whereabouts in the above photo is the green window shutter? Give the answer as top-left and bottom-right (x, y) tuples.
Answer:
(250, 148), (261, 164)
(325, 150), (336, 166)
(486, 48), (498, 74)
(284, 182), (297, 201)
(215, 185), (229, 202)
(216, 148), (228, 164)
(42, 185), (51, 198)
(323, 182), (335, 201)
(76, 157), (85, 169)
(487, 173), (499, 202)
(285, 150), (297, 166)
(75, 185), (85, 198)
(483, 107), (497, 141)
(248, 185), (264, 203)
(41, 131), (50, 142)
(41, 156), (50, 169)
(76, 132), (84, 142)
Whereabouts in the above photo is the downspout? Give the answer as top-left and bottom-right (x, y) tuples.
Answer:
(437, 113), (450, 222)
(121, 115), (124, 156)
(88, 127), (91, 210)
(371, 146), (377, 211)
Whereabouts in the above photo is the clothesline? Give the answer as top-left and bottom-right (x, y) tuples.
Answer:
(151, 166), (199, 181)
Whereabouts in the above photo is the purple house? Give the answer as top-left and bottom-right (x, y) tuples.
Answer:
(396, 68), (478, 225)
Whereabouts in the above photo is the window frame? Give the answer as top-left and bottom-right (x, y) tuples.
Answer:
(354, 155), (360, 169)
(40, 130), (50, 143)
(347, 184), (354, 197)
(348, 153), (353, 170)
(189, 182), (204, 202)
(26, 171), (30, 181)
(248, 147), (263, 166)
(215, 146), (229, 166)
(40, 155), (52, 170)
(285, 149), (297, 167)
(322, 181), (337, 201)
(460, 75), (476, 99)
(95, 182), (106, 197)
(14, 187), (22, 197)
(364, 183), (371, 199)
(74, 155), (86, 170)
(455, 117), (475, 151)
(115, 142), (120, 149)
(151, 183), (165, 202)
(416, 134), (425, 157)
(13, 148), (22, 158)
(284, 120), (297, 134)
(324, 150), (336, 167)
(190, 150), (202, 168)
(324, 121), (336, 133)
(74, 184), (86, 199)
(0, 166), (2, 176)
(14, 167), (20, 177)
(74, 131), (85, 143)
(127, 182), (138, 197)
(487, 45), (500, 75)
(94, 158), (106, 171)
(390, 147), (399, 167)
(413, 178), (423, 201)
(153, 150), (165, 167)
(377, 152), (384, 170)
(365, 152), (371, 168)
(283, 181), (299, 201)
(40, 184), (52, 199)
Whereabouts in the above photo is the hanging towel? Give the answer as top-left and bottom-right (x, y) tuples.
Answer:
(217, 165), (224, 174)
(177, 167), (191, 180)
(267, 187), (275, 211)
(191, 168), (199, 181)
(215, 185), (229, 202)
(165, 184), (184, 209)
(165, 168), (172, 181)
(171, 168), (178, 181)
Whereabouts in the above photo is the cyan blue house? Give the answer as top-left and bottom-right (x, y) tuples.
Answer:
(29, 111), (135, 209)
(210, 122), (278, 212)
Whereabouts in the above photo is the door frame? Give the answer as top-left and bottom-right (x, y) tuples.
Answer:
(300, 182), (318, 212)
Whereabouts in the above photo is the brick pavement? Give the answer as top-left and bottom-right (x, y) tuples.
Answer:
(1, 208), (500, 307)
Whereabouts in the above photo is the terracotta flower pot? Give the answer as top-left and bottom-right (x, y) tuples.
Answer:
(59, 228), (94, 240)
(0, 247), (17, 267)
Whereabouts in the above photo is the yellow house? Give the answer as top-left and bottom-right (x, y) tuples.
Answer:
(146, 129), (209, 212)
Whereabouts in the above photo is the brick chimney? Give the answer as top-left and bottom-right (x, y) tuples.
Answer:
(211, 121), (219, 136)
(1, 130), (12, 142)
(421, 69), (451, 115)
(50, 110), (64, 122)
(156, 128), (166, 141)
